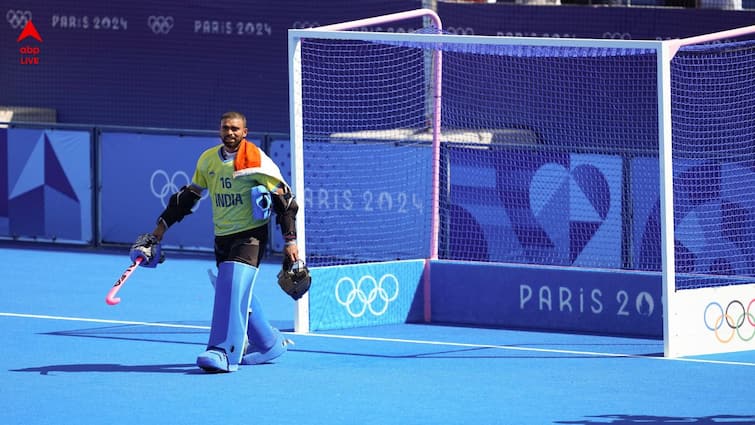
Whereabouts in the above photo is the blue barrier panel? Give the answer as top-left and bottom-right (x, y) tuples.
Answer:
(0, 129), (7, 235)
(268, 138), (292, 253)
(633, 156), (755, 280)
(445, 148), (623, 268)
(303, 142), (432, 266)
(430, 260), (662, 338)
(1, 127), (92, 243)
(632, 156), (661, 272)
(309, 260), (425, 331)
(100, 132), (227, 249)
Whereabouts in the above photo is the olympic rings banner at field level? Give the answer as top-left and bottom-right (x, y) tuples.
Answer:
(703, 299), (755, 343)
(667, 283), (755, 356)
(308, 260), (425, 330)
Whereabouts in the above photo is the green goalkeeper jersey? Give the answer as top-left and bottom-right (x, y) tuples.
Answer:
(192, 145), (282, 236)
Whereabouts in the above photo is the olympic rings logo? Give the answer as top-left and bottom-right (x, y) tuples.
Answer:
(150, 169), (207, 209)
(335, 274), (400, 318)
(148, 16), (174, 34)
(703, 299), (755, 343)
(6, 10), (32, 29)
(602, 32), (632, 40)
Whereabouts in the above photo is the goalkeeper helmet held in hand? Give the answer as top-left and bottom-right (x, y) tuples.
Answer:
(277, 259), (311, 300)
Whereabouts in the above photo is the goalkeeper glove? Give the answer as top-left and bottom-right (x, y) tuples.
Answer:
(129, 233), (165, 268)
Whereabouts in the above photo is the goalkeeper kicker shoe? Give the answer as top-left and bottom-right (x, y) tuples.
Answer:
(196, 348), (236, 373)
(241, 328), (293, 365)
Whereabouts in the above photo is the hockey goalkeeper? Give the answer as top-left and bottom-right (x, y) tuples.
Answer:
(130, 111), (311, 373)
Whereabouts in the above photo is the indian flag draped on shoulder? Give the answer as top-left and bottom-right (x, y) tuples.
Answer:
(232, 139), (289, 190)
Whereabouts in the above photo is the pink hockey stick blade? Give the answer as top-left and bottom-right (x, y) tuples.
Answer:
(105, 257), (143, 305)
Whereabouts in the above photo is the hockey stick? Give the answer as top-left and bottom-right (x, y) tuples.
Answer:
(105, 257), (143, 305)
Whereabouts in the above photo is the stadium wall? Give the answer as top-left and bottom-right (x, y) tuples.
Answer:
(0, 125), (290, 253)
(4, 1), (755, 133)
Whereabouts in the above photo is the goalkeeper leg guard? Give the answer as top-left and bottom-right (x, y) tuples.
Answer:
(196, 261), (257, 372)
(241, 295), (291, 365)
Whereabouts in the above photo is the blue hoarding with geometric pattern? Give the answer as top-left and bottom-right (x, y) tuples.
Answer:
(444, 148), (623, 269)
(632, 157), (755, 283)
(0, 128), (92, 243)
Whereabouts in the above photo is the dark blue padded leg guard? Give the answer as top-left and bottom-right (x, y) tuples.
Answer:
(241, 295), (290, 365)
(197, 261), (257, 372)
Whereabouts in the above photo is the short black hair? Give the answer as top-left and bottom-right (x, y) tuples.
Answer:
(221, 111), (247, 127)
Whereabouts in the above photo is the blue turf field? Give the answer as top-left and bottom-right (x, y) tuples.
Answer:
(1, 246), (754, 425)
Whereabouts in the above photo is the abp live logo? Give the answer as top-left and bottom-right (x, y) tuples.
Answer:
(17, 19), (43, 65)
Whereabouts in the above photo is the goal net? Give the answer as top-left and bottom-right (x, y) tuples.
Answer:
(288, 9), (755, 357)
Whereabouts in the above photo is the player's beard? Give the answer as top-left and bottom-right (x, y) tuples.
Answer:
(222, 136), (241, 152)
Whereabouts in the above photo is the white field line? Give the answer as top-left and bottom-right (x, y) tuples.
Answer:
(2, 311), (754, 367)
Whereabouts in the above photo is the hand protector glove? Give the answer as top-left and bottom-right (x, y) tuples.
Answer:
(277, 259), (311, 300)
(129, 233), (165, 268)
